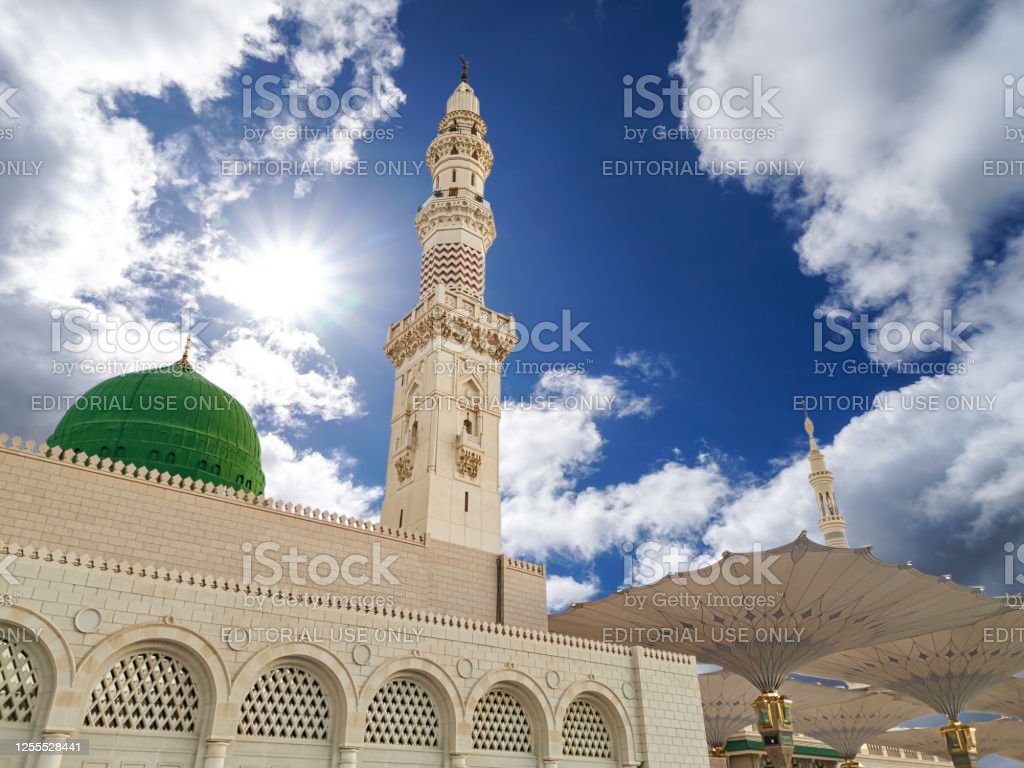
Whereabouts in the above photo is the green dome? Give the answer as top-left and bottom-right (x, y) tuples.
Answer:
(47, 362), (265, 494)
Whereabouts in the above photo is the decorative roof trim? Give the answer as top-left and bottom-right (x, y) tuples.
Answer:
(0, 435), (424, 546)
(0, 537), (694, 663)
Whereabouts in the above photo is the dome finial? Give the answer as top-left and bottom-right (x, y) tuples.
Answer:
(460, 55), (470, 83)
(175, 333), (192, 368)
(803, 405), (816, 446)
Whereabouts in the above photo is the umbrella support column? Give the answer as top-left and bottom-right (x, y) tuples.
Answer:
(753, 691), (794, 768)
(940, 720), (978, 768)
(709, 745), (729, 768)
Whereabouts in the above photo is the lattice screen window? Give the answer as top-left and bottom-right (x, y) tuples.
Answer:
(472, 689), (533, 752)
(238, 666), (330, 740)
(365, 678), (440, 748)
(1, 635), (38, 723)
(562, 698), (612, 758)
(84, 653), (198, 732)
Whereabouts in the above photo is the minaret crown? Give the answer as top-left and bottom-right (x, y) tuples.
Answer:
(804, 413), (850, 548)
(447, 80), (480, 115)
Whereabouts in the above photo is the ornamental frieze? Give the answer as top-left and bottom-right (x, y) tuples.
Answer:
(385, 305), (517, 367)
(414, 198), (496, 249)
(426, 133), (494, 175)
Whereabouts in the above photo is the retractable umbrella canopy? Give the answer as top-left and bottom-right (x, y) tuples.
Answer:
(551, 535), (1007, 691)
(794, 692), (934, 761)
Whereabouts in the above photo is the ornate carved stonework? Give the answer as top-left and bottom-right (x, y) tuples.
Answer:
(385, 304), (516, 367)
(426, 133), (494, 175)
(457, 447), (482, 479)
(394, 451), (413, 483)
(414, 197), (496, 250)
(438, 110), (487, 135)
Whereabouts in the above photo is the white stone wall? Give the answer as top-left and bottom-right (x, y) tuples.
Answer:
(0, 551), (709, 768)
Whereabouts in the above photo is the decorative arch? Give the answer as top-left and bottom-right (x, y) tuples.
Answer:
(61, 622), (229, 736)
(228, 643), (357, 744)
(0, 607), (74, 738)
(555, 680), (636, 763)
(358, 656), (465, 752)
(466, 669), (554, 754)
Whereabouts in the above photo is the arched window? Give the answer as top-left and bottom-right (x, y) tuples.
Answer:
(148, 449), (159, 461)
(0, 633), (39, 724)
(563, 698), (612, 758)
(84, 653), (198, 732)
(166, 452), (175, 463)
(472, 689), (533, 752)
(365, 678), (439, 747)
(99, 446), (110, 457)
(463, 418), (473, 435)
(198, 460), (207, 471)
(238, 666), (330, 740)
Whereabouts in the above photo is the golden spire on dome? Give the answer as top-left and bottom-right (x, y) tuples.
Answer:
(174, 334), (193, 368)
(460, 55), (470, 83)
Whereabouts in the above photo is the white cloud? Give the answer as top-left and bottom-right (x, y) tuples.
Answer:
(668, 1), (1024, 590)
(500, 371), (729, 561)
(260, 432), (382, 519)
(614, 350), (676, 380)
(0, 0), (403, 457)
(673, 0), (1024, 326)
(201, 323), (363, 429)
(546, 574), (602, 612)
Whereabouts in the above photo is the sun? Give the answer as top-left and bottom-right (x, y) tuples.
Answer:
(204, 231), (347, 325)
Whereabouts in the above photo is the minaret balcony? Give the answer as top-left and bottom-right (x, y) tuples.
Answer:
(457, 431), (482, 450)
(418, 187), (490, 211)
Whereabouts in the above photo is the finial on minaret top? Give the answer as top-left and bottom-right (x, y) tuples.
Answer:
(804, 407), (819, 450)
(460, 55), (470, 83)
(174, 334), (193, 369)
(803, 410), (849, 548)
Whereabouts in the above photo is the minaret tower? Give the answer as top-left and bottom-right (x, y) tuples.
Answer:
(380, 62), (516, 553)
(804, 412), (849, 547)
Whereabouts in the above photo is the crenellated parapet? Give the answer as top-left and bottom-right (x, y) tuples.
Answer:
(0, 434), (424, 544)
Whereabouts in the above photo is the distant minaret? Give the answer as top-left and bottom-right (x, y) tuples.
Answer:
(805, 412), (849, 548)
(379, 61), (516, 553)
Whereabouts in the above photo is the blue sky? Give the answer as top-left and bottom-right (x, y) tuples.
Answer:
(2, 4), (1024, 741)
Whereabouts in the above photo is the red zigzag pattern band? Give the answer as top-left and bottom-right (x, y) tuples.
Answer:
(420, 242), (485, 300)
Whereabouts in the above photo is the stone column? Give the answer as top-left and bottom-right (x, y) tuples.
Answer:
(35, 730), (74, 768)
(338, 746), (360, 766)
(203, 739), (231, 768)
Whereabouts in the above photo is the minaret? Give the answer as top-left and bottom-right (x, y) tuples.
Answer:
(380, 63), (516, 553)
(805, 412), (849, 547)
